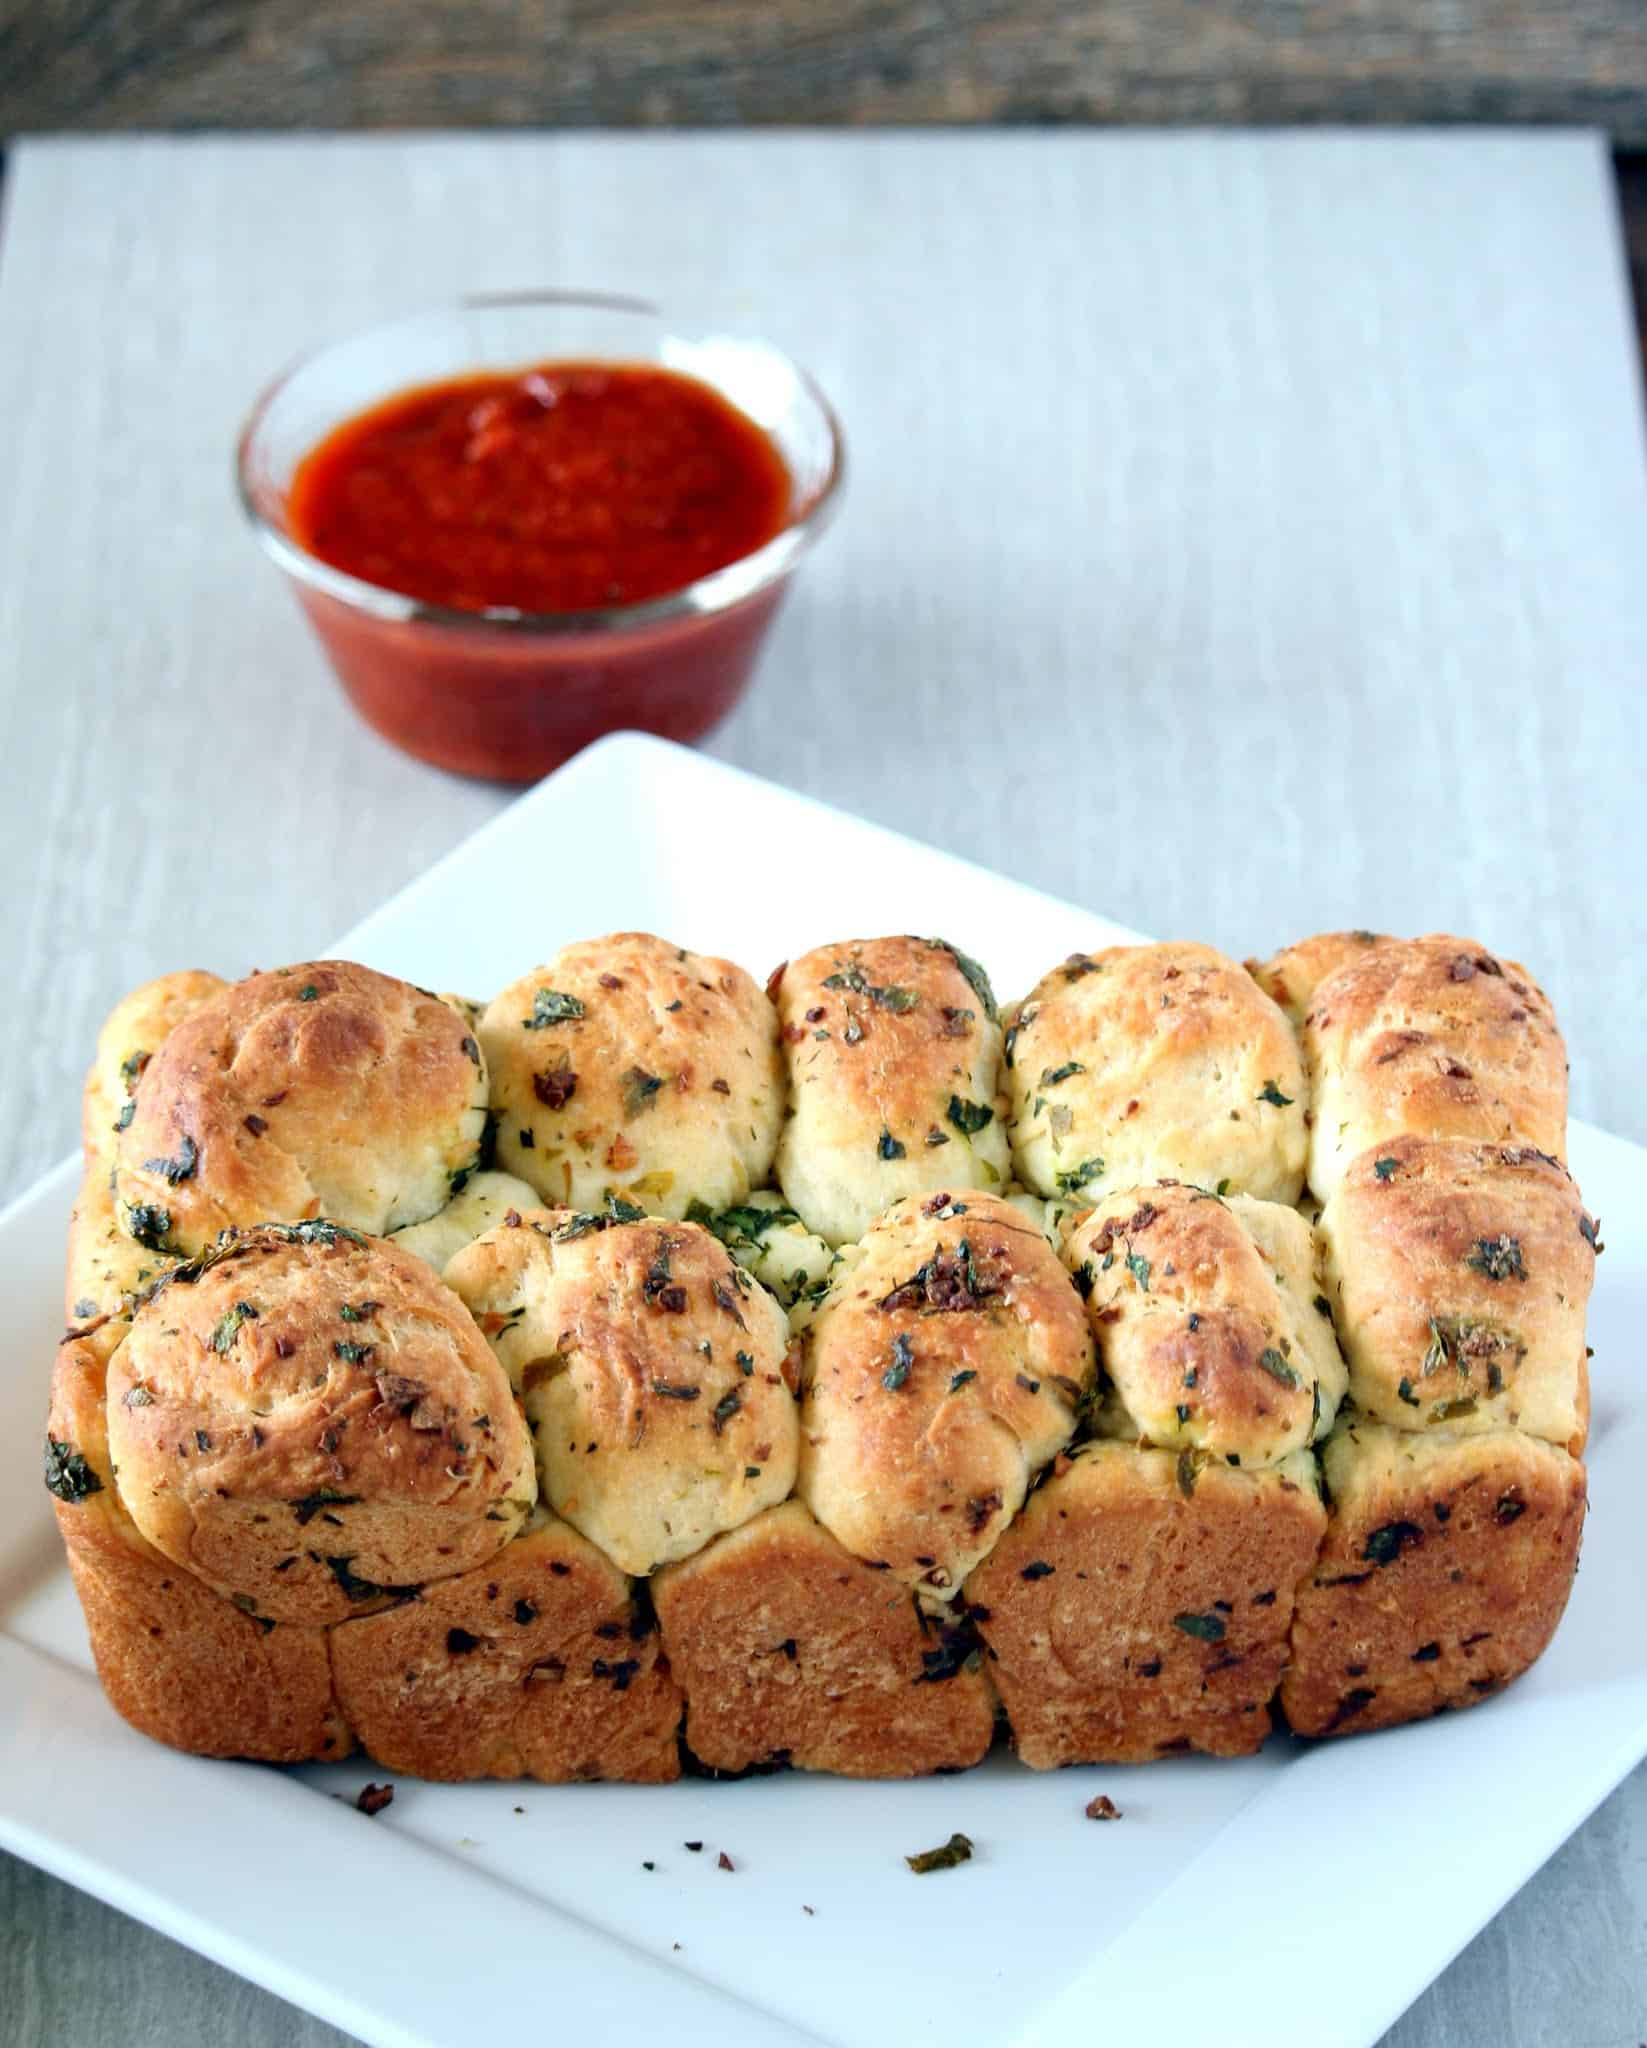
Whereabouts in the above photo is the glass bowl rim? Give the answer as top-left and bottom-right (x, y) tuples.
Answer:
(234, 288), (846, 637)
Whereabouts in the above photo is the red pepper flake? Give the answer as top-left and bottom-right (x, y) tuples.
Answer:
(355, 1782), (394, 1816)
(718, 1850), (735, 1871)
(243, 1113), (268, 1137)
(1085, 1794), (1121, 1821)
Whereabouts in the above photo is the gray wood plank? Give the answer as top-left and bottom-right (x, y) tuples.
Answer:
(1, 1), (1645, 142)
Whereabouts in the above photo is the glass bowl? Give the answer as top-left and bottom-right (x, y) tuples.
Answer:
(236, 292), (844, 782)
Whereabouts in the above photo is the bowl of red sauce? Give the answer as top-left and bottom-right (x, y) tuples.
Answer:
(236, 292), (844, 781)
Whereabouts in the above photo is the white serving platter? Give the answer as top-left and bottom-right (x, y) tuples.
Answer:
(3, 731), (1643, 2048)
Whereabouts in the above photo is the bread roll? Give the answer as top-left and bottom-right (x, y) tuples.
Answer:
(1065, 1183), (1345, 1467)
(968, 1440), (1326, 1766)
(330, 1512), (682, 1783)
(48, 1336), (351, 1762)
(797, 1191), (1093, 1599)
(83, 969), (228, 1165)
(1005, 943), (1306, 1207)
(685, 1190), (836, 1309)
(1281, 1419), (1586, 1737)
(483, 933), (782, 1221)
(104, 1224), (535, 1626)
(653, 1499), (997, 1777)
(1247, 931), (1395, 1026)
(389, 1169), (541, 1273)
(65, 1165), (178, 1331)
(1300, 934), (1567, 1199)
(772, 937), (1010, 1245)
(445, 1210), (797, 1577)
(113, 962), (490, 1254)
(1319, 1137), (1596, 1454)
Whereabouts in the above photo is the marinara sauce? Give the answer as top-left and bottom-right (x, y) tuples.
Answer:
(288, 362), (793, 614)
(278, 361), (811, 782)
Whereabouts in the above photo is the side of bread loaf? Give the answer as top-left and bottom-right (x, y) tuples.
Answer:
(45, 929), (1595, 1780)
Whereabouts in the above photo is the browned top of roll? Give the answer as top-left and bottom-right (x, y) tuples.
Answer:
(1319, 1134), (1596, 1453)
(1302, 935), (1567, 1198)
(773, 936), (1010, 1244)
(1065, 1181), (1346, 1466)
(113, 962), (490, 1254)
(1247, 930), (1396, 1026)
(105, 1222), (534, 1624)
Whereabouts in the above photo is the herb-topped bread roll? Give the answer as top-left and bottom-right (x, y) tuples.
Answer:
(1004, 943), (1306, 1208)
(797, 1191), (1093, 1599)
(653, 1498), (997, 1777)
(1299, 934), (1567, 1200)
(772, 936), (1010, 1245)
(1281, 1419), (1586, 1738)
(104, 1222), (535, 1626)
(113, 962), (490, 1255)
(1318, 1136), (1596, 1453)
(445, 1208), (797, 1576)
(83, 969), (229, 1165)
(970, 1442), (1326, 1765)
(1065, 1182), (1346, 1467)
(389, 1169), (542, 1273)
(1247, 930), (1395, 1027)
(482, 933), (783, 1220)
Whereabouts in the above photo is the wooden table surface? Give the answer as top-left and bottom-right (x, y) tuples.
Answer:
(0, 130), (1644, 2048)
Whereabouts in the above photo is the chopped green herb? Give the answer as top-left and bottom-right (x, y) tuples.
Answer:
(1039, 1061), (1086, 1088)
(1373, 1157), (1399, 1182)
(1125, 1251), (1151, 1293)
(883, 1333), (915, 1391)
(946, 1095), (994, 1137)
(298, 985), (318, 1002)
(620, 1067), (664, 1117)
(333, 1340), (373, 1365)
(651, 1381), (700, 1401)
(1362, 1521), (1423, 1567)
(143, 1134), (199, 1186)
(113, 1102), (135, 1132)
(926, 939), (999, 1021)
(523, 988), (585, 1029)
(125, 1203), (172, 1250)
(1256, 1347), (1300, 1388)
(711, 1389), (742, 1436)
(1173, 1611), (1225, 1642)
(1313, 1293), (1333, 1318)
(1397, 1376), (1420, 1408)
(211, 1301), (259, 1353)
(1055, 1158), (1104, 1196)
(1465, 1235), (1526, 1282)
(604, 1192), (647, 1223)
(43, 1437), (102, 1503)
(905, 1832), (974, 1874)
(1256, 1080), (1294, 1108)
(877, 1128), (907, 1161)
(949, 1369), (977, 1394)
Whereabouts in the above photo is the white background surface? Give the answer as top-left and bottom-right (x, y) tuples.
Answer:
(1, 130), (1644, 2045)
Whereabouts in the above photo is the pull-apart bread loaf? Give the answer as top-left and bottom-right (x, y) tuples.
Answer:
(46, 929), (1597, 1780)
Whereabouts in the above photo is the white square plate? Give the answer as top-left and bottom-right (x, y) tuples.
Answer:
(3, 733), (1643, 2048)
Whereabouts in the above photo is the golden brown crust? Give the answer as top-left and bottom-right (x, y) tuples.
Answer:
(1302, 935), (1567, 1199)
(967, 1442), (1326, 1767)
(64, 1164), (179, 1331)
(446, 1210), (797, 1576)
(83, 969), (229, 1167)
(1281, 1421), (1586, 1738)
(329, 1515), (682, 1783)
(1246, 931), (1396, 1027)
(105, 1226), (535, 1625)
(798, 1193), (1093, 1597)
(773, 937), (1010, 1245)
(114, 961), (489, 1254)
(48, 1338), (351, 1762)
(484, 933), (783, 1220)
(1319, 1137), (1595, 1454)
(1066, 1184), (1346, 1465)
(1005, 943), (1306, 1207)
(652, 1501), (997, 1777)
